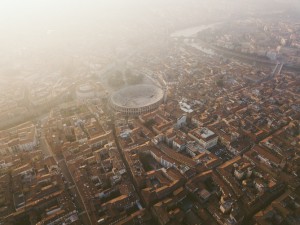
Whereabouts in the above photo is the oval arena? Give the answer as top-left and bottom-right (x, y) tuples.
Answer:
(110, 84), (164, 115)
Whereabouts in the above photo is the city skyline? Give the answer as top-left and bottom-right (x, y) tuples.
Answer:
(0, 1), (299, 225)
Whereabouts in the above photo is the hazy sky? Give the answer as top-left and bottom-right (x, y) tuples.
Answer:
(0, 0), (299, 72)
(1, 0), (298, 32)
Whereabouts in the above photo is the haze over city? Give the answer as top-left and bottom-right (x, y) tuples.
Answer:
(0, 1), (299, 225)
(0, 0), (299, 74)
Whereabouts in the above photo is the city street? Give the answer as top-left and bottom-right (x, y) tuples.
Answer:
(39, 127), (92, 225)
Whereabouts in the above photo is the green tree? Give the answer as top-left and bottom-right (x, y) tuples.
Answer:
(216, 79), (224, 87)
(108, 70), (125, 88)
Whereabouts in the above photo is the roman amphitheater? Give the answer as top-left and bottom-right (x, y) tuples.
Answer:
(110, 84), (164, 115)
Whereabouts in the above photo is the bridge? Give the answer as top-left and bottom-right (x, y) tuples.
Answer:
(271, 63), (284, 77)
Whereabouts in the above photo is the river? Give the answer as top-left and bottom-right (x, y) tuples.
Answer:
(171, 22), (222, 56)
(170, 22), (284, 68)
(171, 22), (222, 38)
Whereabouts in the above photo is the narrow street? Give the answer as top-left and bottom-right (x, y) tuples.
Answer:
(39, 127), (92, 225)
(108, 112), (147, 209)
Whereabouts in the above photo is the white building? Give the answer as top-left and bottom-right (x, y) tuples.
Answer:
(76, 83), (96, 100)
(188, 127), (218, 149)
